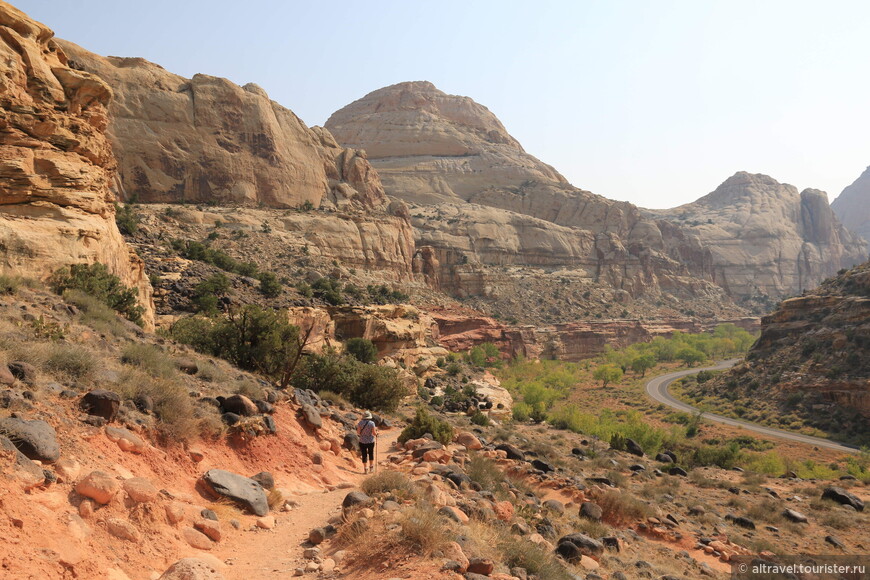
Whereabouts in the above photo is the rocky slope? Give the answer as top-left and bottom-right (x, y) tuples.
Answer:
(832, 165), (870, 253)
(327, 82), (746, 318)
(683, 260), (870, 446)
(652, 172), (867, 307)
(0, 1), (154, 328)
(57, 40), (390, 213)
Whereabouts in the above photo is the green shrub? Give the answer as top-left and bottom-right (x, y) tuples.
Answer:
(258, 272), (282, 297)
(345, 337), (378, 364)
(63, 289), (128, 336)
(192, 273), (230, 313)
(50, 263), (144, 326)
(115, 203), (140, 235)
(466, 454), (505, 491)
(512, 402), (531, 422)
(168, 305), (299, 380)
(311, 277), (343, 305)
(471, 410), (490, 426)
(398, 408), (453, 445)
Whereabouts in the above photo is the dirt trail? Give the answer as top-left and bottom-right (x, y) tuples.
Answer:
(216, 429), (401, 578)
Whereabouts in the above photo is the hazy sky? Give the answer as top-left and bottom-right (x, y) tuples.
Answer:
(15, 0), (870, 208)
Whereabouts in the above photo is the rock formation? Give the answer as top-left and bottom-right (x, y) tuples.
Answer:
(0, 1), (154, 327)
(832, 165), (870, 253)
(58, 41), (389, 212)
(653, 172), (867, 304)
(327, 81), (739, 315)
(695, 260), (870, 444)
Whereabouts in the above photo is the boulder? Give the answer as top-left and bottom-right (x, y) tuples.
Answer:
(219, 394), (257, 417)
(0, 417), (60, 462)
(495, 443), (525, 461)
(250, 471), (275, 490)
(105, 426), (147, 453)
(76, 470), (119, 504)
(0, 364), (15, 385)
(669, 467), (688, 477)
(556, 533), (604, 560)
(455, 431), (483, 450)
(301, 404), (322, 428)
(782, 509), (808, 524)
(201, 469), (269, 516)
(543, 499), (565, 515)
(342, 491), (372, 509)
(625, 438), (644, 457)
(580, 502), (603, 521)
(106, 518), (140, 542)
(183, 527), (213, 550)
(123, 477), (159, 503)
(158, 558), (225, 580)
(531, 459), (554, 473)
(80, 389), (121, 421)
(467, 558), (494, 575)
(7, 362), (36, 385)
(0, 436), (45, 489)
(821, 487), (864, 511)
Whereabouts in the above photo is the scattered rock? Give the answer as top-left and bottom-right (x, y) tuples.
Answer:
(725, 514), (756, 529)
(531, 459), (554, 473)
(75, 470), (119, 504)
(175, 359), (199, 375)
(556, 533), (604, 562)
(106, 518), (140, 542)
(219, 394), (257, 417)
(105, 426), (147, 453)
(123, 477), (159, 503)
(201, 469), (269, 516)
(183, 527), (214, 550)
(626, 438), (645, 457)
(256, 515), (275, 529)
(495, 443), (524, 461)
(166, 502), (185, 525)
(301, 404), (322, 428)
(0, 364), (15, 385)
(782, 509), (808, 524)
(543, 499), (565, 515)
(7, 361), (36, 385)
(80, 389), (121, 422)
(194, 518), (222, 542)
(342, 491), (372, 509)
(250, 471), (275, 490)
(825, 535), (846, 549)
(158, 558), (225, 580)
(669, 467), (688, 477)
(467, 558), (494, 575)
(580, 502), (603, 521)
(308, 527), (327, 545)
(455, 431), (483, 450)
(0, 435), (44, 489)
(0, 417), (60, 462)
(821, 487), (864, 511)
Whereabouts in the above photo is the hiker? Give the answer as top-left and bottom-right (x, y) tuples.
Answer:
(356, 411), (378, 474)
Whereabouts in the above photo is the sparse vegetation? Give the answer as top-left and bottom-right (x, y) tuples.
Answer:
(361, 471), (414, 497)
(398, 408), (453, 446)
(50, 262), (145, 326)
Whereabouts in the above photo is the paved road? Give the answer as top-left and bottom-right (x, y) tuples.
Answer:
(645, 360), (859, 454)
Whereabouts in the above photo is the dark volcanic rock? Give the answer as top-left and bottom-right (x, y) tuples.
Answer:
(821, 487), (864, 512)
(80, 389), (121, 421)
(201, 469), (268, 516)
(495, 443), (525, 461)
(626, 438), (645, 457)
(0, 417), (60, 462)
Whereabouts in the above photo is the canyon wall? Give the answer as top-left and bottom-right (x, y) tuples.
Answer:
(0, 1), (154, 327)
(832, 165), (870, 254)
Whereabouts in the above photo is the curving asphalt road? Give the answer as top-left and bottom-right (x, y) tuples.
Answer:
(645, 359), (859, 454)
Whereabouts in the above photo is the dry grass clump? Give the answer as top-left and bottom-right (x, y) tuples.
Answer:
(361, 470), (414, 497)
(232, 378), (262, 399)
(63, 289), (128, 336)
(267, 488), (284, 510)
(121, 343), (176, 379)
(118, 368), (222, 442)
(464, 520), (573, 580)
(467, 453), (506, 492)
(319, 390), (351, 408)
(572, 515), (612, 538)
(639, 476), (680, 499)
(596, 489), (654, 524)
(42, 342), (98, 382)
(746, 498), (784, 523)
(195, 360), (225, 383)
(396, 505), (452, 555)
(688, 470), (728, 489)
(821, 510), (854, 530)
(0, 274), (22, 295)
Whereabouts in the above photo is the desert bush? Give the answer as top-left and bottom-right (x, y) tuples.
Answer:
(470, 410), (490, 426)
(50, 263), (144, 326)
(292, 350), (404, 411)
(596, 489), (653, 524)
(118, 368), (223, 442)
(0, 274), (22, 295)
(169, 305), (300, 380)
(191, 273), (230, 313)
(195, 360), (225, 383)
(466, 454), (505, 492)
(121, 343), (176, 379)
(115, 203), (140, 235)
(747, 498), (784, 523)
(398, 408), (453, 446)
(361, 471), (414, 497)
(311, 277), (343, 305)
(171, 239), (258, 278)
(396, 505), (451, 555)
(345, 337), (377, 364)
(258, 272), (282, 297)
(43, 342), (97, 381)
(512, 401), (531, 422)
(63, 289), (129, 336)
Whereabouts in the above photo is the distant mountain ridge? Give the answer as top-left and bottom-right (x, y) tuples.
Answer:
(832, 165), (870, 253)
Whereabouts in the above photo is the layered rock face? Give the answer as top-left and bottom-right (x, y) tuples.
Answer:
(832, 165), (870, 253)
(327, 82), (732, 311)
(703, 261), (870, 443)
(654, 172), (867, 302)
(0, 2), (154, 327)
(58, 41), (389, 212)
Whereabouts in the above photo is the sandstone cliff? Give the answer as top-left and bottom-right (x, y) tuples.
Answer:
(832, 165), (870, 253)
(653, 172), (867, 304)
(57, 40), (389, 212)
(327, 81), (740, 318)
(0, 1), (154, 327)
(689, 260), (870, 446)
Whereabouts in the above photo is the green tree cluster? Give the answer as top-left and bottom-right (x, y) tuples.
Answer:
(50, 263), (144, 326)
